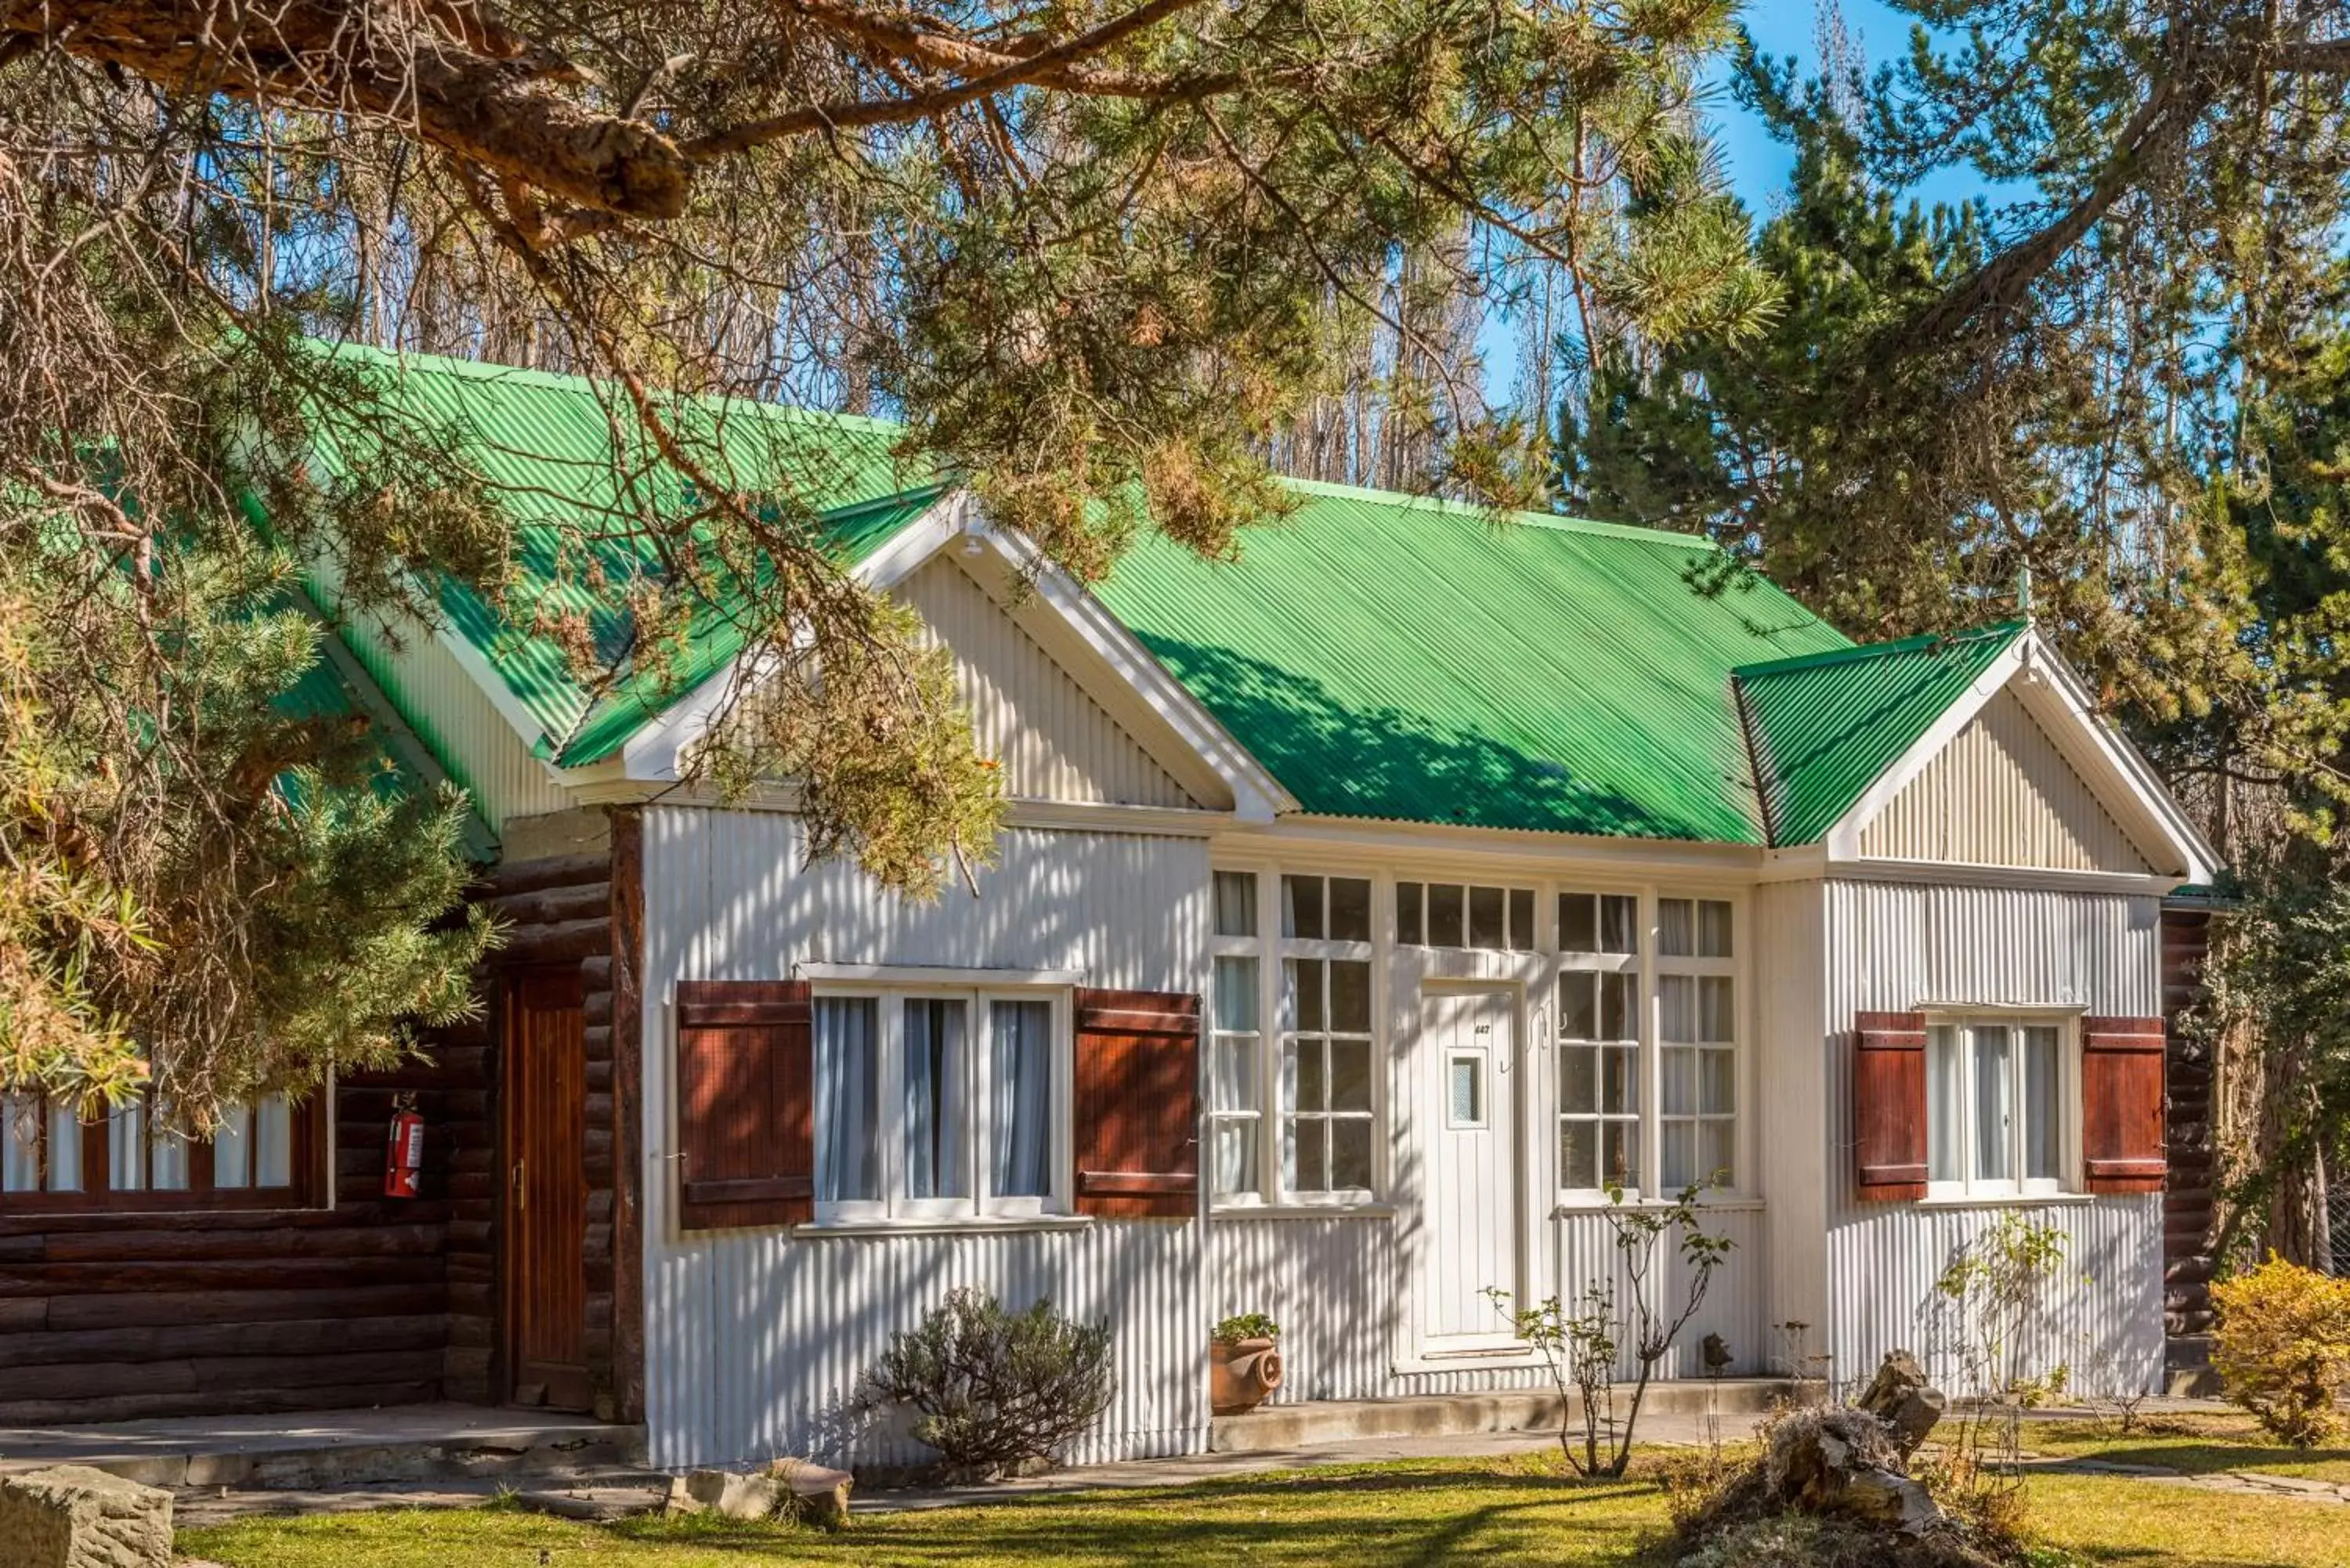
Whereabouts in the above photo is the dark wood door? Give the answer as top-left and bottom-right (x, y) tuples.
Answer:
(503, 967), (591, 1411)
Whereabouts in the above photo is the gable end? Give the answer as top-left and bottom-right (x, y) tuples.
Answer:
(1856, 686), (2153, 873)
(897, 557), (1200, 810)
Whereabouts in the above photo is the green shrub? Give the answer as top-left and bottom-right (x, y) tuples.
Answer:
(2211, 1255), (2350, 1448)
(865, 1287), (1115, 1479)
(1212, 1312), (1280, 1343)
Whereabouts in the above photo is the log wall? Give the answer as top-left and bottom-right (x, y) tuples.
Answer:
(2161, 902), (2218, 1338)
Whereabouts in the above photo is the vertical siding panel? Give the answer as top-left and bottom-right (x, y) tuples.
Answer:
(640, 807), (1209, 1468)
(1821, 879), (2164, 1396)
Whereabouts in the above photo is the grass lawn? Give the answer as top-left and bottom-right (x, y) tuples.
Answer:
(178, 1426), (2350, 1568)
(2016, 1411), (2350, 1483)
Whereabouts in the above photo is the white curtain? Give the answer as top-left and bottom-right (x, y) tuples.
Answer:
(903, 999), (967, 1199)
(815, 997), (879, 1203)
(1972, 1026), (2014, 1182)
(991, 1000), (1053, 1198)
(213, 1100), (254, 1187)
(1928, 1026), (1964, 1182)
(108, 1098), (147, 1191)
(2, 1093), (38, 1193)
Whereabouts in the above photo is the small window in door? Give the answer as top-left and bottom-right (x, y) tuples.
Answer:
(1447, 1053), (1487, 1129)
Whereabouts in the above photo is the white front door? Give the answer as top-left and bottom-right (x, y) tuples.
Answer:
(1418, 985), (1522, 1351)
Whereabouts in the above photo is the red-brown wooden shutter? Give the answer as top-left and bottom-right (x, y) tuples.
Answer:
(2082, 1015), (2167, 1194)
(675, 980), (814, 1230)
(1854, 1010), (1929, 1201)
(1072, 988), (1200, 1218)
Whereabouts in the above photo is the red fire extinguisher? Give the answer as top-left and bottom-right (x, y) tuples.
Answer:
(383, 1095), (425, 1199)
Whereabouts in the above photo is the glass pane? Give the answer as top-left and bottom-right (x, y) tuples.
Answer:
(990, 999), (1054, 1198)
(1659, 974), (1696, 1043)
(103, 1098), (143, 1191)
(1330, 1118), (1373, 1190)
(1699, 1120), (1734, 1187)
(1661, 1046), (1697, 1115)
(1560, 1121), (1596, 1188)
(43, 1103), (80, 1191)
(1282, 958), (1322, 1031)
(1213, 956), (1260, 1033)
(1213, 870), (1258, 938)
(1509, 888), (1536, 952)
(2, 1093), (40, 1193)
(1449, 1058), (1483, 1125)
(1559, 972), (1596, 1040)
(2024, 1026), (2061, 1180)
(1700, 1049), (1735, 1114)
(1295, 1039), (1326, 1111)
(1329, 1039), (1372, 1111)
(904, 999), (968, 1199)
(253, 1093), (292, 1189)
(1697, 900), (1734, 957)
(1658, 898), (1694, 957)
(1470, 886), (1506, 948)
(1329, 960), (1371, 1033)
(1329, 878), (1372, 943)
(1928, 1025), (1964, 1183)
(1213, 1119), (1259, 1197)
(1600, 973), (1633, 1041)
(213, 1100), (252, 1189)
(1603, 1046), (1638, 1113)
(1560, 894), (1596, 953)
(1602, 895), (1640, 955)
(1397, 881), (1424, 945)
(815, 996), (880, 1202)
(1428, 883), (1464, 946)
(150, 1100), (190, 1191)
(1213, 1035), (1258, 1112)
(1282, 875), (1324, 939)
(1973, 1026), (2014, 1183)
(1560, 1045), (1596, 1114)
(1603, 1121), (1637, 1188)
(1285, 1118), (1326, 1191)
(1661, 1119), (1697, 1190)
(1699, 977), (1735, 1042)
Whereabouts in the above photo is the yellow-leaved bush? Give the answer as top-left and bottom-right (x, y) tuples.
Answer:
(2211, 1256), (2350, 1447)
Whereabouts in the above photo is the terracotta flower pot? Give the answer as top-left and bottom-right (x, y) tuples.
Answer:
(1209, 1335), (1285, 1415)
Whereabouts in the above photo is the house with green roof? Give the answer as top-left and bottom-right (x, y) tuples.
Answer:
(0, 347), (2219, 1462)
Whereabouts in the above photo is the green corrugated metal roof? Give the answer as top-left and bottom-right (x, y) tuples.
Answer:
(1734, 621), (2025, 846)
(300, 344), (937, 759)
(1094, 480), (1853, 843)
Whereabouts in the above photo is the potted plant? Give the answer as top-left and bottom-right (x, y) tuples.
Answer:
(1209, 1313), (1285, 1415)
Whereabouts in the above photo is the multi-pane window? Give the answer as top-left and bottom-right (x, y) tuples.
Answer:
(1397, 881), (1536, 951)
(1280, 956), (1374, 1194)
(1557, 891), (1641, 1192)
(812, 988), (1065, 1222)
(2, 1089), (298, 1206)
(1658, 898), (1735, 1190)
(1212, 868), (1379, 1205)
(1928, 1019), (2068, 1196)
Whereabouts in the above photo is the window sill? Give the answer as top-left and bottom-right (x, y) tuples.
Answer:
(1913, 1191), (2095, 1210)
(1553, 1195), (1763, 1216)
(792, 1214), (1094, 1239)
(1209, 1202), (1396, 1222)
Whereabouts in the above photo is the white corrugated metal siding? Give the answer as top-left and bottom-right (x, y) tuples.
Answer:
(898, 557), (1198, 808)
(640, 806), (1211, 1467)
(1819, 878), (2164, 1396)
(1857, 690), (2151, 873)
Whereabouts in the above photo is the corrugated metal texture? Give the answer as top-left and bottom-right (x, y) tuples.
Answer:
(1858, 688), (2151, 873)
(1752, 880), (1830, 1357)
(897, 558), (1197, 809)
(1818, 878), (2164, 1395)
(1207, 1207), (1769, 1399)
(328, 602), (570, 830)
(639, 806), (1212, 1467)
(1094, 480), (1848, 842)
(1737, 623), (2023, 846)
(649, 1223), (1202, 1468)
(302, 342), (931, 757)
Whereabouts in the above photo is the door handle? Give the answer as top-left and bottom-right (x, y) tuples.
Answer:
(512, 1158), (526, 1212)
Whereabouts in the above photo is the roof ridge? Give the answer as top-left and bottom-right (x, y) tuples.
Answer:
(1733, 619), (2026, 680)
(309, 339), (913, 435)
(1272, 475), (1731, 551)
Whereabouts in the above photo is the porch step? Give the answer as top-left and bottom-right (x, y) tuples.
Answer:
(0, 1402), (647, 1490)
(1209, 1378), (1793, 1453)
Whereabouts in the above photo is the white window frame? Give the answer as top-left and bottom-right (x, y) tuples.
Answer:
(1554, 888), (1643, 1200)
(1923, 1011), (2079, 1201)
(808, 980), (1074, 1226)
(1654, 895), (1739, 1196)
